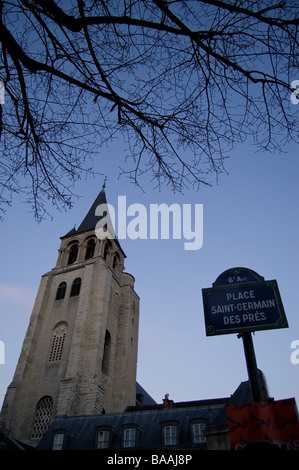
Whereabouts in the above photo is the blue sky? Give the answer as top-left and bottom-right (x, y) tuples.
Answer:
(0, 134), (298, 410)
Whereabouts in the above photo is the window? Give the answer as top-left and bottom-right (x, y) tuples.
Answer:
(85, 239), (95, 260)
(123, 428), (136, 448)
(112, 252), (120, 269)
(68, 243), (78, 264)
(52, 432), (65, 450)
(96, 430), (110, 449)
(103, 240), (112, 260)
(103, 243), (109, 260)
(163, 425), (177, 446)
(49, 322), (67, 362)
(55, 282), (67, 300)
(192, 423), (206, 444)
(31, 396), (53, 439)
(70, 277), (81, 297)
(102, 330), (111, 374)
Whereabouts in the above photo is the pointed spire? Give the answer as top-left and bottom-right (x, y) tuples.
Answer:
(76, 183), (107, 234)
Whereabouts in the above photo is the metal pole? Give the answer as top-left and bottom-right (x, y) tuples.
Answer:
(241, 332), (264, 402)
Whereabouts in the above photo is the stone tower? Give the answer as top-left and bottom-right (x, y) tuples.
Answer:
(0, 185), (140, 446)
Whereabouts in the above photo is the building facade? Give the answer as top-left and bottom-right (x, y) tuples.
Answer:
(0, 186), (140, 446)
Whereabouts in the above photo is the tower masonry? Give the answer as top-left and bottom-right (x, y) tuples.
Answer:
(0, 186), (140, 446)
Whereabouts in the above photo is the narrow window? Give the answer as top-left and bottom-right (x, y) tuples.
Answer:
(31, 396), (53, 439)
(52, 432), (65, 450)
(102, 330), (111, 374)
(112, 252), (119, 269)
(55, 281), (67, 300)
(103, 242), (109, 260)
(85, 239), (95, 260)
(70, 277), (81, 297)
(192, 423), (206, 444)
(49, 322), (67, 362)
(68, 243), (78, 265)
(96, 430), (110, 449)
(123, 428), (136, 448)
(163, 425), (177, 446)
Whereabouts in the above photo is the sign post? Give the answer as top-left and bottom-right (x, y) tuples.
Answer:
(202, 267), (288, 402)
(241, 332), (264, 402)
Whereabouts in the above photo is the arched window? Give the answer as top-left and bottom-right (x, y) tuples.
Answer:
(112, 252), (120, 269)
(70, 277), (81, 297)
(67, 243), (78, 265)
(55, 282), (67, 300)
(103, 240), (112, 261)
(31, 396), (53, 439)
(102, 330), (111, 374)
(49, 322), (67, 362)
(85, 238), (95, 260)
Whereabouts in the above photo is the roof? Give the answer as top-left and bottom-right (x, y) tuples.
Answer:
(76, 185), (107, 234)
(61, 184), (107, 238)
(36, 381), (235, 450)
(0, 432), (34, 450)
(136, 382), (157, 406)
(127, 396), (230, 413)
(37, 398), (227, 450)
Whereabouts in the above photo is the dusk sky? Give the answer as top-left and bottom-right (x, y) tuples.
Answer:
(0, 132), (298, 409)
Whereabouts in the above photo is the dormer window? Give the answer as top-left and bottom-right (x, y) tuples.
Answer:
(96, 429), (110, 449)
(163, 424), (177, 446)
(123, 428), (136, 448)
(192, 422), (206, 444)
(52, 431), (66, 450)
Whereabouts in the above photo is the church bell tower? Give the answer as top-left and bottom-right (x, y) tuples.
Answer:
(0, 185), (140, 446)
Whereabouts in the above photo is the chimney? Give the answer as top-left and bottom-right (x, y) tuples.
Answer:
(162, 393), (174, 409)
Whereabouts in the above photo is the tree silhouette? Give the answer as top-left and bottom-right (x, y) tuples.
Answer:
(0, 0), (298, 219)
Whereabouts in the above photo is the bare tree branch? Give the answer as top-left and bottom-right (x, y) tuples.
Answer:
(0, 0), (298, 219)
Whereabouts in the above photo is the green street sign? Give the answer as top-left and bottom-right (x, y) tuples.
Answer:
(202, 268), (288, 336)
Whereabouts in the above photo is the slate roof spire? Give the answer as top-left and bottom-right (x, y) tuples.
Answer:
(76, 181), (107, 234)
(62, 180), (109, 238)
